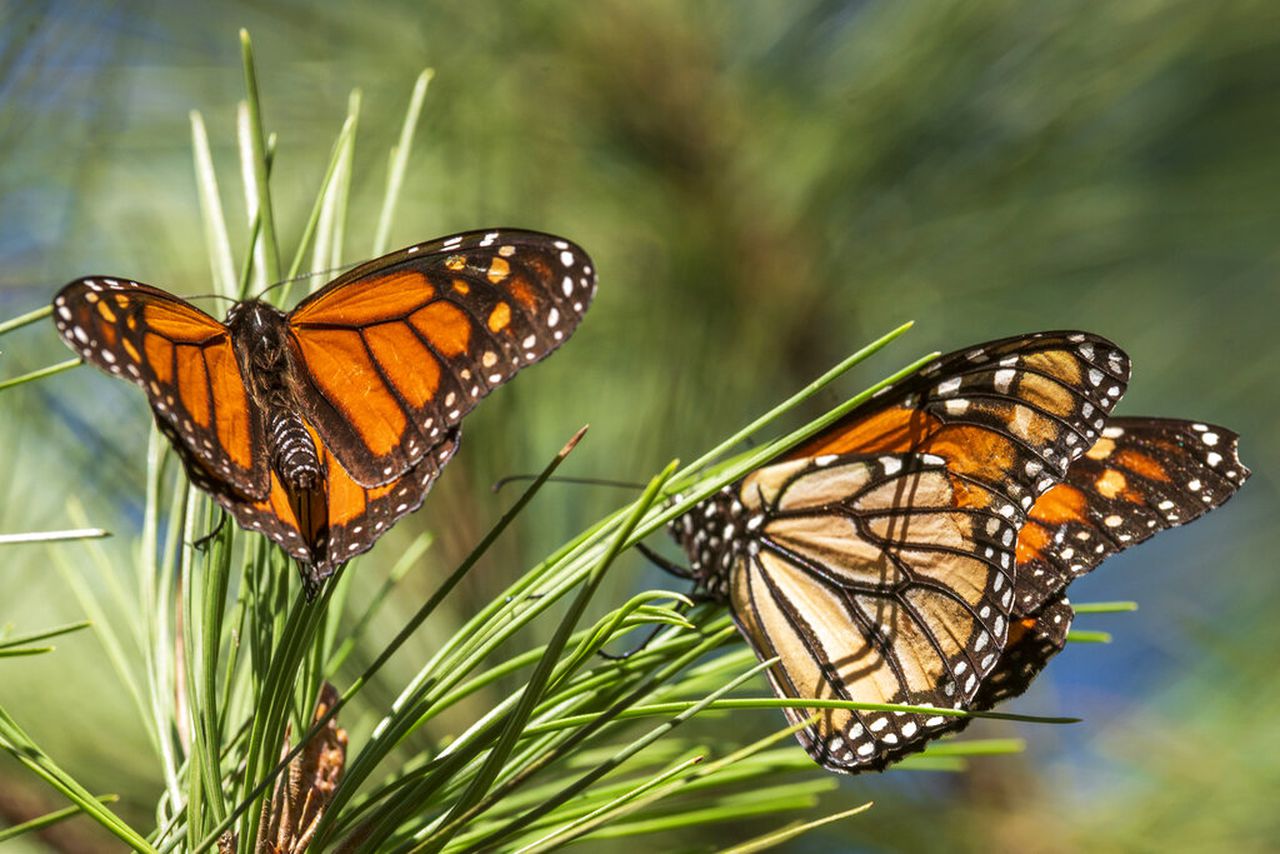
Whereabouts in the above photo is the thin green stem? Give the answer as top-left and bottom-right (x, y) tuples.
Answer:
(238, 29), (280, 286)
(373, 68), (433, 255)
(0, 527), (105, 545)
(0, 358), (82, 393)
(0, 304), (53, 336)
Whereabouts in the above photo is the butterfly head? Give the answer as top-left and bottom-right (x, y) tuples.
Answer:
(226, 299), (293, 377)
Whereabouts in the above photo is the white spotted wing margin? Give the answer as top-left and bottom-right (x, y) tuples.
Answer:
(727, 452), (1020, 773)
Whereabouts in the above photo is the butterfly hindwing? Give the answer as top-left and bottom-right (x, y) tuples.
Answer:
(177, 417), (462, 584)
(1013, 417), (1250, 616)
(720, 452), (1019, 772)
(921, 594), (1076, 745)
(53, 277), (269, 499)
(973, 595), (1074, 710)
(286, 229), (596, 486)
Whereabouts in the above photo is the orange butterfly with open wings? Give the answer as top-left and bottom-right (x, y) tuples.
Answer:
(54, 229), (596, 592)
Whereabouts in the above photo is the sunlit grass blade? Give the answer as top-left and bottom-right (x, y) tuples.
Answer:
(0, 527), (106, 545)
(0, 793), (120, 844)
(893, 756), (969, 772)
(1067, 630), (1113, 644)
(575, 780), (829, 840)
(445, 656), (780, 853)
(372, 68), (433, 256)
(190, 109), (239, 299)
(238, 29), (280, 287)
(422, 461), (679, 852)
(510, 755), (705, 854)
(326, 531), (433, 677)
(48, 545), (157, 746)
(276, 113), (357, 305)
(0, 358), (82, 393)
(672, 319), (916, 481)
(310, 89), (361, 294)
(0, 646), (55, 657)
(718, 800), (875, 854)
(522, 697), (1079, 734)
(1073, 600), (1139, 614)
(920, 738), (1026, 757)
(190, 427), (590, 854)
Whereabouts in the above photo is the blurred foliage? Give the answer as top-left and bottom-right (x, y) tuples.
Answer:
(1, 0), (1276, 850)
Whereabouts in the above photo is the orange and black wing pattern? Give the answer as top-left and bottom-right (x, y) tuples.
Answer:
(973, 595), (1074, 710)
(792, 331), (1132, 517)
(879, 416), (1248, 737)
(52, 277), (269, 499)
(670, 331), (1134, 773)
(286, 229), (596, 486)
(1013, 417), (1250, 616)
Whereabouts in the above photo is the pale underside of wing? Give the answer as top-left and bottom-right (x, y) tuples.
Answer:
(53, 276), (269, 499)
(285, 229), (595, 487)
(729, 453), (1019, 773)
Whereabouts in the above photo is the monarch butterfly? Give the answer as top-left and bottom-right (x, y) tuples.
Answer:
(53, 229), (596, 592)
(667, 332), (1248, 772)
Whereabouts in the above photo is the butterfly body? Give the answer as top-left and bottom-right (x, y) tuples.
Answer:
(54, 229), (596, 590)
(224, 300), (322, 491)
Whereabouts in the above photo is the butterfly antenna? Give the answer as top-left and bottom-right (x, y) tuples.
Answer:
(490, 474), (647, 494)
(253, 261), (363, 301)
(184, 293), (239, 307)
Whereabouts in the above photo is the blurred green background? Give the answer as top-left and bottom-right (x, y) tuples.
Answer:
(1, 0), (1276, 850)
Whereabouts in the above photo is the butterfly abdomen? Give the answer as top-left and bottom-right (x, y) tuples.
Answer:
(267, 408), (322, 490)
(227, 301), (323, 491)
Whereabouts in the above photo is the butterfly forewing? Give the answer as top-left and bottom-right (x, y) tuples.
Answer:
(792, 332), (1132, 519)
(286, 229), (596, 486)
(1014, 417), (1250, 615)
(722, 453), (1019, 772)
(53, 278), (269, 499)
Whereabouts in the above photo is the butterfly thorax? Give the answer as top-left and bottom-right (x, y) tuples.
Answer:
(227, 301), (322, 491)
(668, 485), (758, 601)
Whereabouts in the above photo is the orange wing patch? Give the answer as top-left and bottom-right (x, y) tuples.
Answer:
(363, 322), (441, 409)
(487, 301), (512, 333)
(292, 328), (408, 459)
(1012, 418), (1250, 616)
(411, 302), (472, 356)
(285, 229), (596, 487)
(52, 277), (268, 500)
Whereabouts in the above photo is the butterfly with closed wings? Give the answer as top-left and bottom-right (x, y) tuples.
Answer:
(666, 332), (1248, 772)
(53, 229), (596, 593)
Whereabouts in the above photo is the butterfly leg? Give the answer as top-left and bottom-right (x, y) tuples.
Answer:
(192, 509), (229, 552)
(634, 542), (693, 580)
(598, 622), (673, 661)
